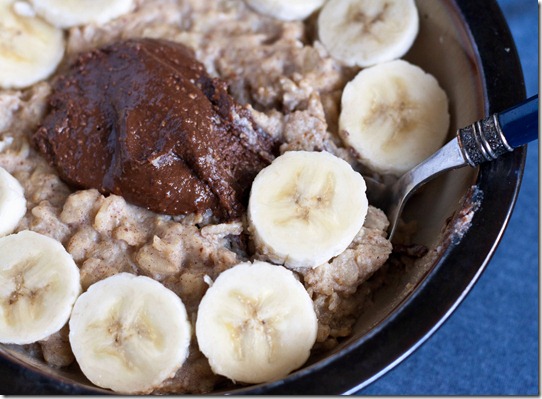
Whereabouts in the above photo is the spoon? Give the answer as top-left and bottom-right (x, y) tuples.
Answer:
(365, 94), (538, 241)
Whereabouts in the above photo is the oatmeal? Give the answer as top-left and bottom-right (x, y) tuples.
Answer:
(0, 0), (399, 394)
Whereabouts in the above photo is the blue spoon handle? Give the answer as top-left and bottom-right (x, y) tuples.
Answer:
(457, 95), (539, 166)
(497, 95), (538, 148)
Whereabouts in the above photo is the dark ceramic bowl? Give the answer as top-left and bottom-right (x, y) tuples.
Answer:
(0, 0), (526, 394)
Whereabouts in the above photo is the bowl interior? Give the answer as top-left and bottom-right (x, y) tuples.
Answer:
(221, 0), (490, 394)
(348, 0), (485, 339)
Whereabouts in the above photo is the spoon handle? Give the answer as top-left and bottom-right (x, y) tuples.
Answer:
(457, 94), (538, 166)
(498, 95), (538, 147)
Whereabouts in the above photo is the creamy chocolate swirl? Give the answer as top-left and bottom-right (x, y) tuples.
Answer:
(34, 38), (277, 221)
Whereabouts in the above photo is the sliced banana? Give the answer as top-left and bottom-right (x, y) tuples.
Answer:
(339, 59), (450, 176)
(69, 273), (191, 394)
(0, 230), (81, 345)
(248, 151), (368, 269)
(196, 261), (318, 384)
(30, 0), (134, 28)
(0, 167), (26, 237)
(244, 0), (325, 21)
(0, 0), (65, 89)
(318, 0), (419, 67)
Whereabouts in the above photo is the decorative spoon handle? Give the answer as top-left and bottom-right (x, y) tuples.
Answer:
(458, 95), (538, 166)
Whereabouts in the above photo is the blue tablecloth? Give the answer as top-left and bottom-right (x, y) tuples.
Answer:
(358, 0), (539, 395)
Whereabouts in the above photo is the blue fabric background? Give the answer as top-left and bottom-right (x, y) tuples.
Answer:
(357, 0), (539, 395)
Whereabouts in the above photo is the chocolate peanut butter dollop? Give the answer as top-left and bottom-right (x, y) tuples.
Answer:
(34, 38), (277, 221)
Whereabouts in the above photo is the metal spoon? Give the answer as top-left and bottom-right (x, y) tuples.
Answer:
(365, 95), (538, 241)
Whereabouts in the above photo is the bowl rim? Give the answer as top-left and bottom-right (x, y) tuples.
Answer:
(0, 0), (527, 394)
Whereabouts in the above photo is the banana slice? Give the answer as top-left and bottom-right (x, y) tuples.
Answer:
(248, 151), (368, 269)
(244, 0), (325, 21)
(0, 230), (81, 344)
(69, 273), (191, 394)
(318, 0), (419, 67)
(0, 0), (65, 89)
(339, 59), (450, 176)
(196, 261), (318, 384)
(0, 167), (26, 237)
(30, 0), (134, 28)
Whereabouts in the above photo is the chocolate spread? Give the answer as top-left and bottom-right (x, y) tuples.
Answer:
(34, 38), (277, 221)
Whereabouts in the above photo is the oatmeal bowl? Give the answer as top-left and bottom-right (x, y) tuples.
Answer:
(0, 0), (526, 395)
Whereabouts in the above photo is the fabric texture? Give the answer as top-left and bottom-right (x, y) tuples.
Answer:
(357, 0), (538, 395)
